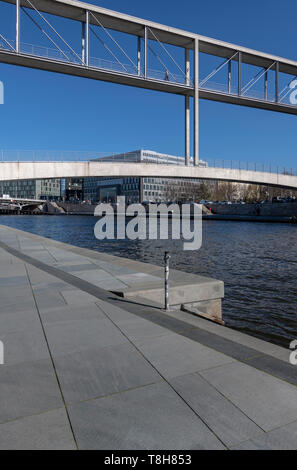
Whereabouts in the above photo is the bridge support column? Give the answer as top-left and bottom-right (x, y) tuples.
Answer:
(16, 0), (20, 53)
(185, 48), (190, 166)
(185, 96), (190, 166)
(238, 51), (242, 96)
(85, 11), (89, 66)
(144, 26), (148, 78)
(194, 38), (199, 166)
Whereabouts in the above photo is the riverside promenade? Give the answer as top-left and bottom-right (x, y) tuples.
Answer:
(0, 224), (296, 450)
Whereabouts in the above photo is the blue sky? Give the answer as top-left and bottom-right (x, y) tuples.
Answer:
(0, 0), (297, 168)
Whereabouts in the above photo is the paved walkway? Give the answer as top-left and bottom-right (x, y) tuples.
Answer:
(0, 224), (296, 450)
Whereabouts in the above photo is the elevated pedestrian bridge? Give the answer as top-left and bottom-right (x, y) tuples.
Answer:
(1, 161), (297, 189)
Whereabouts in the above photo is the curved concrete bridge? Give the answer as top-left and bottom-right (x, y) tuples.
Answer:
(1, 161), (297, 189)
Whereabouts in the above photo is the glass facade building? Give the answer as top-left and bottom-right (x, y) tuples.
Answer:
(83, 150), (208, 203)
(0, 179), (61, 200)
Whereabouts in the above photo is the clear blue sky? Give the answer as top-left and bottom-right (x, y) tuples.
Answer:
(0, 0), (297, 168)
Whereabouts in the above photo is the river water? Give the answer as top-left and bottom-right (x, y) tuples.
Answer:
(1, 215), (296, 348)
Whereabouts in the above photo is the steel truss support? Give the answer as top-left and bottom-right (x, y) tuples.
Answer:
(82, 22), (85, 63)
(238, 51), (242, 96)
(185, 48), (190, 165)
(16, 0), (20, 53)
(228, 60), (231, 93)
(137, 36), (141, 76)
(275, 61), (279, 103)
(265, 69), (268, 100)
(194, 38), (199, 166)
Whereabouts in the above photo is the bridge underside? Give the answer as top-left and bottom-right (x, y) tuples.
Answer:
(0, 162), (297, 190)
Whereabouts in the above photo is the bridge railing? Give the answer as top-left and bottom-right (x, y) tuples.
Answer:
(200, 81), (281, 104)
(205, 159), (297, 176)
(0, 40), (188, 86)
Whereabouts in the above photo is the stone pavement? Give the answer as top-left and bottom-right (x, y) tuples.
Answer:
(0, 224), (296, 450)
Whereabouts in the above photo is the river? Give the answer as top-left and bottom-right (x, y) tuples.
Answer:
(1, 215), (296, 348)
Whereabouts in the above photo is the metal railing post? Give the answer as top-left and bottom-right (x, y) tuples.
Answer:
(164, 251), (170, 310)
(137, 36), (141, 76)
(275, 62), (279, 103)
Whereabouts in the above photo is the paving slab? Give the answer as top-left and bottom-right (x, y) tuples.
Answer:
(25, 264), (61, 286)
(96, 278), (129, 290)
(170, 372), (264, 448)
(113, 317), (172, 341)
(134, 333), (234, 379)
(0, 275), (29, 286)
(0, 408), (76, 450)
(0, 359), (63, 424)
(116, 273), (161, 286)
(59, 289), (99, 306)
(0, 298), (37, 313)
(0, 322), (49, 365)
(96, 299), (141, 322)
(54, 342), (161, 404)
(231, 420), (297, 450)
(32, 287), (67, 310)
(44, 317), (127, 357)
(0, 285), (34, 305)
(39, 303), (106, 324)
(68, 382), (225, 450)
(200, 361), (297, 432)
(58, 263), (102, 273)
(72, 270), (116, 284)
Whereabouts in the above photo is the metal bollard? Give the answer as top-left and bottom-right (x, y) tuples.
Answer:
(164, 251), (171, 310)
